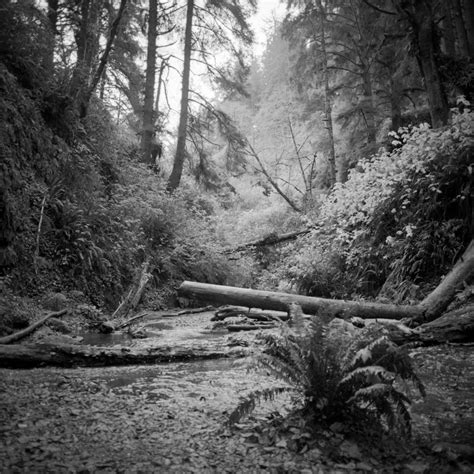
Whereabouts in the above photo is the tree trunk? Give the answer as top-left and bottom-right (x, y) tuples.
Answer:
(462, 0), (474, 58)
(182, 239), (474, 326)
(82, 0), (128, 117)
(315, 0), (336, 185)
(389, 75), (403, 132)
(45, 0), (59, 72)
(70, 0), (102, 117)
(442, 1), (456, 57)
(178, 281), (421, 320)
(166, 0), (194, 192)
(361, 67), (377, 144)
(141, 0), (158, 165)
(155, 58), (167, 119)
(395, 1), (449, 128)
(0, 341), (248, 369)
(452, 0), (470, 56)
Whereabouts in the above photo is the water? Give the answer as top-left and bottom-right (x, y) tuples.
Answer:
(79, 332), (134, 346)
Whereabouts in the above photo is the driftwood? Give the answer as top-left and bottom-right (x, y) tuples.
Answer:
(179, 282), (421, 320)
(0, 341), (248, 369)
(0, 309), (67, 344)
(112, 258), (151, 320)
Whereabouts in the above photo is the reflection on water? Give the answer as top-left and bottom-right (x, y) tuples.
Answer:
(101, 358), (247, 402)
(79, 332), (134, 346)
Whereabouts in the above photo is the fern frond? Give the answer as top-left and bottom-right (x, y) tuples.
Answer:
(393, 393), (412, 437)
(339, 365), (396, 389)
(348, 336), (392, 369)
(256, 353), (306, 388)
(348, 382), (394, 404)
(228, 386), (293, 425)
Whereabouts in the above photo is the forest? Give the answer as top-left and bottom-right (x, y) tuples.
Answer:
(0, 0), (473, 472)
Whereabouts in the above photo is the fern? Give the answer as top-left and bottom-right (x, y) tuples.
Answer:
(228, 386), (293, 425)
(230, 315), (425, 437)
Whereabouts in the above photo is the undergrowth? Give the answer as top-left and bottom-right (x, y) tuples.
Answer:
(261, 108), (473, 300)
(230, 309), (425, 438)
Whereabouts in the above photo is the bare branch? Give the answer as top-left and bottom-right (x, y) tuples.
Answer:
(245, 143), (302, 213)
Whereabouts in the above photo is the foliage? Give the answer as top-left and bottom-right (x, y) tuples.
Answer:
(230, 312), (425, 437)
(271, 109), (473, 299)
(0, 53), (244, 309)
(0, 0), (53, 91)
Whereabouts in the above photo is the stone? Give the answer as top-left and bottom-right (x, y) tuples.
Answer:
(42, 292), (68, 311)
(46, 317), (71, 334)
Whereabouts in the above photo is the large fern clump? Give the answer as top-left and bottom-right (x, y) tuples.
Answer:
(230, 309), (425, 437)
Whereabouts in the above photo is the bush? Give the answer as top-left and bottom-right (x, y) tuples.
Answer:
(230, 311), (425, 437)
(271, 108), (473, 300)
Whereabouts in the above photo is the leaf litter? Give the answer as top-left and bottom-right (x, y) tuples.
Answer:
(0, 311), (473, 472)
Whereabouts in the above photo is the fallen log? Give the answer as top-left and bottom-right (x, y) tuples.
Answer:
(115, 312), (150, 330)
(389, 304), (474, 345)
(414, 240), (474, 324)
(410, 304), (474, 344)
(0, 309), (67, 344)
(179, 282), (421, 320)
(0, 341), (249, 369)
(227, 228), (312, 253)
(212, 307), (289, 322)
(227, 324), (277, 332)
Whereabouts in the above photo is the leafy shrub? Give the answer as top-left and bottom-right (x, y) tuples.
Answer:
(272, 108), (473, 299)
(230, 312), (425, 437)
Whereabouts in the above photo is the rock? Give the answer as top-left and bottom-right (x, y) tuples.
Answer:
(46, 317), (71, 334)
(99, 321), (115, 333)
(338, 440), (362, 460)
(42, 292), (68, 311)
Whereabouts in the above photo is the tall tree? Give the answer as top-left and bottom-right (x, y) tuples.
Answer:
(452, 0), (470, 57)
(69, 0), (128, 118)
(69, 0), (102, 116)
(167, 0), (194, 192)
(464, 0), (474, 58)
(314, 0), (336, 185)
(141, 0), (158, 165)
(167, 0), (256, 192)
(393, 0), (449, 127)
(83, 0), (128, 115)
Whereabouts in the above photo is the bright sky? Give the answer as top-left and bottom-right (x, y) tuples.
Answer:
(251, 0), (286, 57)
(159, 1), (287, 140)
